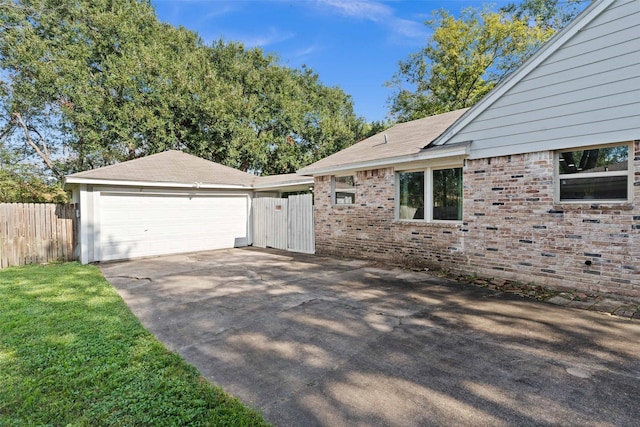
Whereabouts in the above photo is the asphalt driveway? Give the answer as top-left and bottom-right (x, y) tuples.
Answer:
(100, 248), (640, 427)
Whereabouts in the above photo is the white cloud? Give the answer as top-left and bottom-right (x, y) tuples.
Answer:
(199, 4), (237, 21)
(237, 26), (296, 48)
(391, 17), (429, 39)
(316, 0), (429, 41)
(318, 0), (392, 22)
(292, 43), (324, 59)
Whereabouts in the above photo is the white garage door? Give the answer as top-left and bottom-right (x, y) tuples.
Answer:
(98, 192), (249, 261)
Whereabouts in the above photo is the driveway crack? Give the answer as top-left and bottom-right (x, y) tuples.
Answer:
(109, 275), (152, 282)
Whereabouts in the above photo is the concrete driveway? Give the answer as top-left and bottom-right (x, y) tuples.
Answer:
(100, 248), (640, 427)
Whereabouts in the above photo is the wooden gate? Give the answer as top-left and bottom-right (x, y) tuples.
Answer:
(252, 197), (288, 251)
(252, 194), (314, 254)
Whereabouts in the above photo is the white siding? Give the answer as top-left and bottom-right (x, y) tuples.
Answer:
(447, 0), (640, 159)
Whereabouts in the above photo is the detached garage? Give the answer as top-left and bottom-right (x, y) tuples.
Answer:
(65, 151), (311, 263)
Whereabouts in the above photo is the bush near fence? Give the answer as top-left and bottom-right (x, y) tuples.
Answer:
(0, 203), (77, 268)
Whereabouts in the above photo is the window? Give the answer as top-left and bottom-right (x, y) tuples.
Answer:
(433, 168), (463, 220)
(557, 142), (631, 202)
(399, 171), (424, 220)
(332, 175), (356, 205)
(398, 167), (462, 222)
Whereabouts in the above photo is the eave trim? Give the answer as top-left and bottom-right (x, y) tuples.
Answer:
(64, 177), (250, 190)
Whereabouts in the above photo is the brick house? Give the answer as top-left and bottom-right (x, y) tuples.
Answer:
(299, 0), (640, 299)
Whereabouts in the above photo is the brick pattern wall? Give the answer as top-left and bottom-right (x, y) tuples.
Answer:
(314, 168), (467, 268)
(464, 146), (639, 297)
(314, 141), (640, 298)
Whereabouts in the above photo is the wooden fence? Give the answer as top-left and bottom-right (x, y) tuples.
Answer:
(286, 193), (315, 254)
(0, 203), (77, 268)
(253, 194), (315, 254)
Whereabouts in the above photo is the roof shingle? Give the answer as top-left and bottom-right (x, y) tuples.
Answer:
(67, 150), (256, 186)
(299, 108), (468, 174)
(66, 150), (312, 189)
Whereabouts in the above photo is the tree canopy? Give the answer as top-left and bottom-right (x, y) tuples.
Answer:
(386, 1), (588, 122)
(0, 145), (67, 202)
(0, 0), (369, 189)
(501, 0), (589, 31)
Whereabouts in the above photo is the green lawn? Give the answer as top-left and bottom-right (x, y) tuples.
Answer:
(0, 262), (269, 426)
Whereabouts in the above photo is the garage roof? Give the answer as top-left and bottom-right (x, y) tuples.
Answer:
(65, 150), (312, 189)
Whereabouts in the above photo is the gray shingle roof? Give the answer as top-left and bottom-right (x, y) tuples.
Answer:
(66, 150), (312, 188)
(67, 150), (256, 186)
(299, 108), (468, 174)
(254, 173), (313, 189)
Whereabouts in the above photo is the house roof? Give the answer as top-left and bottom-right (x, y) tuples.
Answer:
(65, 150), (312, 189)
(298, 108), (468, 175)
(254, 173), (313, 190)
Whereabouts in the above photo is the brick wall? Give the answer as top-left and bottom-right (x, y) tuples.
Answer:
(315, 168), (468, 269)
(314, 141), (640, 298)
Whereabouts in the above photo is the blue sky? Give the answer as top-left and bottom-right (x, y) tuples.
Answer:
(151, 1), (511, 123)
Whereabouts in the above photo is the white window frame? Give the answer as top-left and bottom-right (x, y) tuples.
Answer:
(331, 175), (356, 206)
(554, 141), (632, 204)
(396, 163), (463, 223)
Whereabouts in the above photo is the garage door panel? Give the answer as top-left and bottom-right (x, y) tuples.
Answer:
(99, 193), (249, 261)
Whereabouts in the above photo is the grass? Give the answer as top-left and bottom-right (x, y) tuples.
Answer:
(0, 262), (270, 426)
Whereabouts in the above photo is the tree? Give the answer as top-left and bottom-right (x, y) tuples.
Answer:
(195, 44), (367, 174)
(387, 6), (555, 122)
(359, 120), (391, 140)
(0, 145), (68, 202)
(0, 0), (368, 179)
(501, 0), (589, 31)
(0, 0), (178, 176)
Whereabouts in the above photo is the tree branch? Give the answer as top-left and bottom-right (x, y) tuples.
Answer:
(0, 122), (15, 141)
(11, 112), (62, 180)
